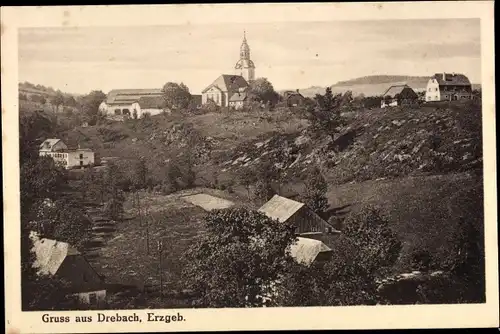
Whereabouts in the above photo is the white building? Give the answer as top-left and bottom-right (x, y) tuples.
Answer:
(98, 88), (165, 119)
(39, 138), (95, 169)
(425, 73), (473, 102)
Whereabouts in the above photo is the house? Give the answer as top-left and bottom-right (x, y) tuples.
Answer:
(30, 232), (106, 307)
(282, 90), (306, 107)
(425, 72), (473, 102)
(98, 88), (164, 118)
(289, 237), (333, 266)
(201, 74), (249, 107)
(381, 84), (419, 108)
(136, 95), (165, 117)
(258, 195), (340, 235)
(39, 138), (95, 169)
(228, 91), (248, 109)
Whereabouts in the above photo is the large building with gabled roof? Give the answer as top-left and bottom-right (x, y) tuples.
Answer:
(425, 72), (473, 102)
(98, 88), (165, 118)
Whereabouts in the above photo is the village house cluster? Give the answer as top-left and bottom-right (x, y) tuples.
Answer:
(381, 73), (473, 108)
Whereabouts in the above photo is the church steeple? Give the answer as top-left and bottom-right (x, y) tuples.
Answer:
(235, 30), (255, 82)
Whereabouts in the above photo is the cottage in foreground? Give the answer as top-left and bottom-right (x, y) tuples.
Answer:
(30, 232), (107, 307)
(39, 139), (96, 169)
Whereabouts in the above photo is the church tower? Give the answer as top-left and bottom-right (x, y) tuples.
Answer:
(235, 31), (255, 82)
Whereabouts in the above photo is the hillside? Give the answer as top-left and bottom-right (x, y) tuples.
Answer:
(291, 75), (481, 98)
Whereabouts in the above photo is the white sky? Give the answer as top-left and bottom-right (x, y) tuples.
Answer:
(18, 19), (481, 95)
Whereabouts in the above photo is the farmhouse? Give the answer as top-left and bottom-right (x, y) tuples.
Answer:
(30, 232), (106, 307)
(425, 73), (472, 102)
(39, 138), (96, 169)
(98, 88), (164, 118)
(381, 84), (419, 108)
(258, 195), (340, 235)
(282, 90), (306, 107)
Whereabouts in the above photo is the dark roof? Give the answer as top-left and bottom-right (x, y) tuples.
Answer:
(106, 88), (163, 104)
(432, 73), (471, 86)
(382, 84), (415, 97)
(229, 92), (248, 102)
(202, 74), (248, 93)
(137, 96), (164, 109)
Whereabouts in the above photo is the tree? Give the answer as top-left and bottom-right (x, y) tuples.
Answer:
(246, 77), (280, 107)
(104, 190), (125, 221)
(308, 87), (345, 142)
(81, 90), (106, 125)
(301, 166), (329, 215)
(182, 208), (296, 307)
(64, 95), (77, 107)
(35, 198), (92, 250)
(132, 157), (148, 190)
(238, 166), (257, 199)
(51, 92), (65, 112)
(20, 156), (67, 221)
(341, 205), (402, 276)
(162, 82), (192, 110)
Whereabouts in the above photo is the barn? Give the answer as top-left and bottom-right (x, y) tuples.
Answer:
(381, 84), (419, 108)
(258, 195), (340, 235)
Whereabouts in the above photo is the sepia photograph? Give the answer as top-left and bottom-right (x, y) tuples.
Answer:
(2, 2), (498, 332)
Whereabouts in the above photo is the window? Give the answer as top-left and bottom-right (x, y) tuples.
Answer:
(89, 293), (97, 305)
(435, 88), (438, 92)
(79, 153), (83, 159)
(114, 109), (121, 115)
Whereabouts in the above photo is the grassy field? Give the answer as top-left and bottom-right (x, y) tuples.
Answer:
(90, 187), (248, 295)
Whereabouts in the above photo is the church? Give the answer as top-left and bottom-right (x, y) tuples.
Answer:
(201, 31), (256, 108)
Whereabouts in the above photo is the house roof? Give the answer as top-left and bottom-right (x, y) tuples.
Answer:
(39, 138), (63, 151)
(289, 237), (332, 266)
(283, 91), (304, 99)
(106, 88), (163, 105)
(229, 92), (248, 102)
(258, 195), (304, 223)
(137, 95), (164, 109)
(31, 235), (80, 276)
(382, 84), (414, 97)
(432, 73), (471, 86)
(202, 74), (249, 94)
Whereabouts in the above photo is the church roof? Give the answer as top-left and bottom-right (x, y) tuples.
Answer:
(106, 88), (163, 105)
(202, 74), (249, 94)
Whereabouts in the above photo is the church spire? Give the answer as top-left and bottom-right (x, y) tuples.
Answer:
(235, 30), (255, 82)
